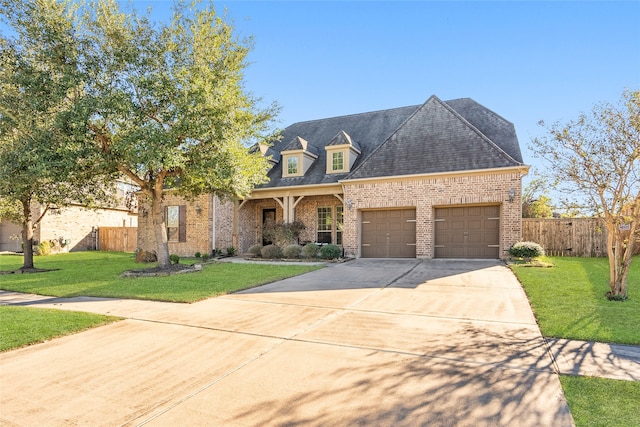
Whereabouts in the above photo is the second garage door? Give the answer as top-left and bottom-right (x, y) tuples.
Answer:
(361, 209), (416, 258)
(434, 206), (500, 259)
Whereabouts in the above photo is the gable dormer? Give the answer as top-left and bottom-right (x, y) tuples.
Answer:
(325, 130), (361, 174)
(281, 136), (318, 177)
(258, 143), (281, 168)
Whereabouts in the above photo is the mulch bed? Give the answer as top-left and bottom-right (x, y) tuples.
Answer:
(120, 263), (202, 278)
(0, 268), (59, 275)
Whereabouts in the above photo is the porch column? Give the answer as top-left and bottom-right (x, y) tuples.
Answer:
(274, 196), (305, 223)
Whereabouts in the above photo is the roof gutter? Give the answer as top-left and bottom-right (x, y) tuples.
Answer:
(341, 165), (530, 185)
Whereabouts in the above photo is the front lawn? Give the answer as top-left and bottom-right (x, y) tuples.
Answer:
(0, 251), (322, 303)
(512, 256), (640, 427)
(560, 376), (640, 427)
(0, 306), (119, 352)
(511, 256), (640, 345)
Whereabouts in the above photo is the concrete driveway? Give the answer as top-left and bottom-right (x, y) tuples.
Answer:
(0, 259), (573, 426)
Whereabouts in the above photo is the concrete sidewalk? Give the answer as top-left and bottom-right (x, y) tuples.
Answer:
(0, 259), (581, 426)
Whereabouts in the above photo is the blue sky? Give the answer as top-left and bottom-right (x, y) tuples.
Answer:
(105, 1), (640, 185)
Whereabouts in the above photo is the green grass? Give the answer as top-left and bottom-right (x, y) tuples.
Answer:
(0, 251), (322, 303)
(512, 256), (640, 426)
(560, 376), (640, 427)
(0, 306), (119, 352)
(511, 256), (640, 345)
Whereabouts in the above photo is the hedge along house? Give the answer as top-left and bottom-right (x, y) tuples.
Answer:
(136, 95), (529, 259)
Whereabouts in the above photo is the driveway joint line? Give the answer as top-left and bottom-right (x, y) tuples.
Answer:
(120, 318), (552, 376)
(222, 296), (537, 327)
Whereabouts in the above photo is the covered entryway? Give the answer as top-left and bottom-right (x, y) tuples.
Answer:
(434, 205), (500, 259)
(361, 209), (416, 258)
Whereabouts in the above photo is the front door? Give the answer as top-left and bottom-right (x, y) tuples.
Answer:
(262, 208), (276, 245)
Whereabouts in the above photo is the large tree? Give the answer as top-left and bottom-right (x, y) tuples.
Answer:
(78, 0), (277, 268)
(531, 90), (640, 299)
(0, 0), (114, 270)
(521, 177), (554, 218)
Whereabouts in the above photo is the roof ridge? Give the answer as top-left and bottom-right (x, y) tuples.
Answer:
(447, 97), (516, 128)
(289, 104), (421, 127)
(441, 98), (522, 166)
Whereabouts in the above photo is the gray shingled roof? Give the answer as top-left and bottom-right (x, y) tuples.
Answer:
(327, 130), (362, 152)
(445, 98), (523, 163)
(256, 95), (523, 189)
(282, 136), (319, 157)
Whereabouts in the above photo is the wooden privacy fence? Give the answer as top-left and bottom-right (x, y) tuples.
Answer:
(522, 218), (607, 257)
(98, 227), (137, 252)
(522, 218), (640, 257)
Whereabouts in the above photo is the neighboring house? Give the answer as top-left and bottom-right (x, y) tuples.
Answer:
(137, 95), (529, 259)
(0, 181), (138, 253)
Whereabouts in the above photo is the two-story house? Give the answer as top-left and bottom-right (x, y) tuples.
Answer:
(137, 95), (529, 259)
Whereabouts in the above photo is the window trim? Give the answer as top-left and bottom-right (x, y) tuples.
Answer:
(165, 205), (186, 243)
(283, 154), (303, 177)
(316, 206), (333, 244)
(316, 205), (344, 245)
(331, 151), (345, 172)
(325, 147), (348, 174)
(336, 205), (344, 245)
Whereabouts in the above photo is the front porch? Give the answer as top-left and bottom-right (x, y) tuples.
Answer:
(237, 188), (345, 254)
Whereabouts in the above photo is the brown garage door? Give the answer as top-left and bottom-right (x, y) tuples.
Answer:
(361, 209), (416, 258)
(434, 206), (500, 259)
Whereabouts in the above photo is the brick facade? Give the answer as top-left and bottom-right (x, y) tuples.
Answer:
(136, 192), (237, 257)
(0, 204), (138, 253)
(341, 170), (523, 258)
(137, 169), (523, 259)
(237, 195), (344, 253)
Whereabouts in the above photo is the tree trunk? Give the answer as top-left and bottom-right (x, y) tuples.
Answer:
(21, 220), (35, 270)
(149, 191), (171, 269)
(606, 222), (632, 300)
(21, 200), (34, 270)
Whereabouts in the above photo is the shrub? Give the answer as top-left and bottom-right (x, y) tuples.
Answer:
(509, 241), (545, 259)
(319, 244), (341, 260)
(169, 254), (180, 264)
(261, 244), (282, 259)
(302, 243), (320, 259)
(226, 246), (236, 256)
(262, 219), (306, 248)
(248, 244), (263, 257)
(194, 252), (201, 258)
(283, 244), (303, 259)
(36, 241), (53, 256)
(200, 253), (210, 261)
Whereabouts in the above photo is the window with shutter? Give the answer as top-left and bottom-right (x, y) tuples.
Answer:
(166, 205), (187, 242)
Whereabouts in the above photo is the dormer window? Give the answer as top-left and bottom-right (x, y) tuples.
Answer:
(325, 131), (361, 174)
(331, 151), (345, 172)
(281, 136), (318, 178)
(258, 143), (281, 168)
(287, 156), (299, 175)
